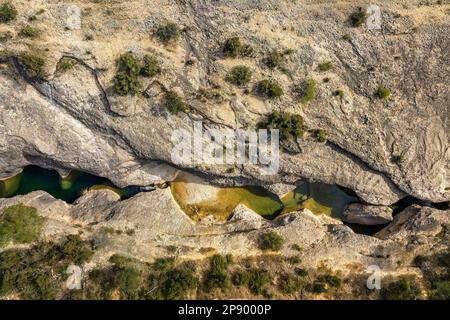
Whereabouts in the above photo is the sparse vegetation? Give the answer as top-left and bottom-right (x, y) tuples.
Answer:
(313, 273), (341, 293)
(204, 254), (233, 290)
(377, 86), (391, 100)
(279, 273), (303, 294)
(313, 129), (328, 143)
(0, 3), (17, 23)
(265, 51), (284, 69)
(343, 33), (352, 41)
(114, 71), (142, 96)
(234, 268), (272, 295)
(381, 278), (420, 300)
(318, 61), (332, 72)
(256, 79), (283, 98)
(223, 37), (254, 58)
(19, 53), (45, 77)
(392, 154), (404, 164)
(351, 7), (367, 27)
(154, 257), (175, 271)
(141, 54), (159, 78)
(20, 25), (39, 38)
(226, 65), (252, 86)
(156, 21), (180, 43)
(335, 89), (344, 97)
(287, 256), (302, 264)
(299, 78), (317, 104)
(258, 111), (305, 141)
(165, 90), (188, 114)
(259, 231), (284, 251)
(0, 205), (43, 247)
(57, 57), (77, 73)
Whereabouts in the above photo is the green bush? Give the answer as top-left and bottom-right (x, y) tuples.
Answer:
(141, 54), (159, 77)
(153, 257), (175, 271)
(0, 204), (43, 247)
(279, 273), (303, 294)
(60, 234), (94, 264)
(204, 254), (233, 290)
(0, 3), (17, 23)
(161, 268), (198, 299)
(413, 255), (428, 267)
(118, 52), (142, 76)
(377, 86), (391, 100)
(318, 274), (341, 288)
(351, 7), (367, 27)
(299, 78), (317, 104)
(57, 57), (77, 72)
(312, 281), (327, 293)
(19, 53), (45, 77)
(381, 278), (420, 300)
(113, 266), (141, 295)
(258, 111), (305, 141)
(256, 79), (283, 99)
(432, 280), (450, 300)
(156, 22), (180, 43)
(226, 65), (252, 86)
(318, 61), (332, 72)
(223, 37), (254, 58)
(314, 129), (328, 143)
(165, 91), (187, 114)
(259, 231), (284, 251)
(335, 89), (344, 97)
(245, 268), (272, 295)
(342, 33), (352, 41)
(287, 256), (302, 264)
(265, 51), (284, 69)
(20, 25), (39, 38)
(114, 71), (142, 96)
(294, 267), (309, 277)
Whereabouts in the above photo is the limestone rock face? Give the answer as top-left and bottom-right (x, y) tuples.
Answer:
(342, 203), (394, 225)
(0, 0), (448, 206)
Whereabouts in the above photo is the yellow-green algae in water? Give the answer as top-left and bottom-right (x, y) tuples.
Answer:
(0, 172), (22, 198)
(171, 179), (358, 221)
(170, 180), (283, 221)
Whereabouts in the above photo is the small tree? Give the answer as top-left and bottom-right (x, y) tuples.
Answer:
(156, 22), (180, 43)
(226, 65), (252, 86)
(259, 231), (284, 251)
(256, 79), (283, 99)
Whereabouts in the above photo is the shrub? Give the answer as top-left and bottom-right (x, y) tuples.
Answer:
(351, 7), (367, 27)
(377, 86), (391, 99)
(240, 44), (254, 57)
(246, 268), (272, 295)
(335, 89), (344, 97)
(165, 91), (187, 114)
(19, 53), (45, 77)
(258, 111), (305, 141)
(226, 65), (252, 86)
(259, 231), (284, 251)
(20, 25), (39, 38)
(318, 274), (341, 288)
(256, 79), (283, 98)
(294, 267), (309, 277)
(223, 37), (241, 58)
(314, 129), (328, 143)
(156, 22), (180, 43)
(287, 256), (302, 264)
(392, 154), (404, 164)
(154, 257), (175, 271)
(118, 52), (142, 76)
(161, 268), (198, 299)
(432, 280), (450, 300)
(343, 33), (352, 41)
(114, 71), (142, 96)
(0, 3), (17, 23)
(141, 54), (159, 77)
(413, 255), (428, 267)
(59, 234), (94, 264)
(204, 254), (233, 290)
(381, 278), (420, 300)
(279, 273), (303, 294)
(57, 57), (77, 72)
(299, 78), (316, 104)
(113, 266), (141, 295)
(312, 281), (327, 293)
(265, 51), (284, 69)
(318, 61), (332, 72)
(0, 205), (43, 247)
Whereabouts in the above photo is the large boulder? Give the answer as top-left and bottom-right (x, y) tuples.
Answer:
(342, 203), (393, 225)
